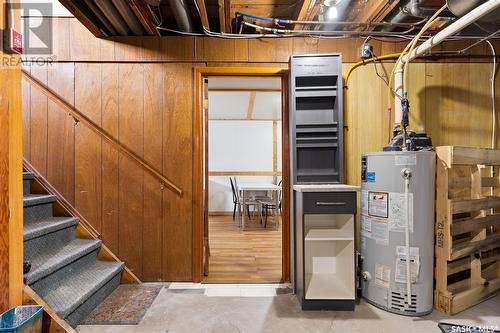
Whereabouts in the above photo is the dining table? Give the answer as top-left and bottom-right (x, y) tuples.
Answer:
(238, 183), (281, 231)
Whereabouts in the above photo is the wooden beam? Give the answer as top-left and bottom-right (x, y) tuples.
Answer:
(246, 91), (256, 120)
(346, 0), (403, 29)
(0, 2), (23, 311)
(196, 0), (211, 32)
(218, 0), (227, 33)
(225, 0), (232, 32)
(58, 0), (105, 37)
(129, 0), (161, 36)
(294, 0), (316, 30)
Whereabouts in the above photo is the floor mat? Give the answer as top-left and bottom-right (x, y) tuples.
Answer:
(82, 284), (163, 325)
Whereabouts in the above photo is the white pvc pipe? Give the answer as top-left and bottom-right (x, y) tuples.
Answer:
(404, 173), (411, 306)
(394, 0), (500, 126)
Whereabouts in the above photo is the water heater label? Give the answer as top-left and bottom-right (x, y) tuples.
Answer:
(375, 263), (391, 289)
(361, 215), (372, 238)
(394, 246), (420, 284)
(395, 154), (417, 166)
(368, 192), (389, 218)
(372, 219), (389, 246)
(388, 192), (414, 233)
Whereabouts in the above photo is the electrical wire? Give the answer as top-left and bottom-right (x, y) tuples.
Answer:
(403, 5), (448, 97)
(486, 40), (497, 149)
(386, 4), (448, 131)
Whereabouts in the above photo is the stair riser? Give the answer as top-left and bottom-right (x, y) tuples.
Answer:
(24, 203), (54, 225)
(23, 178), (31, 195)
(66, 273), (121, 328)
(24, 226), (76, 262)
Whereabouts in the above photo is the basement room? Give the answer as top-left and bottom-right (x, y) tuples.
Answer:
(0, 0), (499, 332)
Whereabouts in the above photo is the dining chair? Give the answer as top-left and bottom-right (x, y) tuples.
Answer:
(230, 177), (258, 226)
(229, 177), (239, 222)
(257, 180), (282, 228)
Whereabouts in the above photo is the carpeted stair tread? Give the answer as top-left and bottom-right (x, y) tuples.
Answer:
(23, 172), (34, 180)
(37, 260), (124, 319)
(23, 194), (57, 207)
(24, 216), (80, 241)
(25, 238), (103, 285)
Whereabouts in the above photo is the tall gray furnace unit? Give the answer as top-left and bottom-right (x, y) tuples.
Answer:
(360, 151), (435, 315)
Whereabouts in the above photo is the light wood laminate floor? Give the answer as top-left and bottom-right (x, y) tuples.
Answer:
(204, 214), (282, 283)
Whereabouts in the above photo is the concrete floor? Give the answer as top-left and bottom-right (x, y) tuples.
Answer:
(78, 284), (500, 333)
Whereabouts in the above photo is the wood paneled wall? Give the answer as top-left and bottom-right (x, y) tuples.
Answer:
(1, 1), (23, 310)
(21, 17), (500, 281)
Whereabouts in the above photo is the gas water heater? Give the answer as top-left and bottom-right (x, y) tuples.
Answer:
(360, 151), (435, 316)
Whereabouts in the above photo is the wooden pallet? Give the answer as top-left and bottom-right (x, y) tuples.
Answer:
(435, 146), (500, 315)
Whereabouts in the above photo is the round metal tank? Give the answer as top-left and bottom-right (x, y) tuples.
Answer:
(360, 151), (435, 316)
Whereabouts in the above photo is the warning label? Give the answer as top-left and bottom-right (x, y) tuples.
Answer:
(375, 263), (391, 289)
(368, 192), (389, 218)
(372, 218), (389, 246)
(394, 246), (420, 284)
(388, 192), (414, 233)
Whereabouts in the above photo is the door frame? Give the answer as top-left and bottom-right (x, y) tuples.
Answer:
(193, 66), (290, 283)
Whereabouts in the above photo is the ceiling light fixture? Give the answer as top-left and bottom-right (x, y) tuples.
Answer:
(325, 6), (339, 20)
(323, 0), (342, 7)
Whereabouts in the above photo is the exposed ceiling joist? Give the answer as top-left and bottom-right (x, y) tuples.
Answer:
(293, 0), (315, 30)
(218, 0), (227, 32)
(196, 0), (211, 31)
(129, 0), (161, 36)
(225, 0), (232, 32)
(347, 0), (400, 25)
(58, 0), (105, 37)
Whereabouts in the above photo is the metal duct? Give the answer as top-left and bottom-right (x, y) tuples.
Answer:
(83, 0), (118, 35)
(167, 0), (194, 32)
(111, 0), (145, 35)
(93, 0), (130, 36)
(447, 0), (500, 24)
(404, 0), (452, 17)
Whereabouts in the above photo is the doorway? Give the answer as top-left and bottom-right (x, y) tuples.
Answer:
(194, 67), (290, 283)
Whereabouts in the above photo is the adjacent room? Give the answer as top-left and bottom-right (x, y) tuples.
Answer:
(0, 0), (499, 332)
(205, 76), (284, 283)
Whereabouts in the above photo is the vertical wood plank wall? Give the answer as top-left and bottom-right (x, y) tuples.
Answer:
(1, 1), (23, 310)
(21, 17), (500, 281)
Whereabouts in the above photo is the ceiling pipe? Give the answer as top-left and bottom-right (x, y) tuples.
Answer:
(393, 0), (500, 127)
(93, 0), (130, 36)
(403, 0), (453, 18)
(380, 0), (454, 32)
(111, 0), (145, 35)
(167, 0), (194, 32)
(83, 0), (118, 35)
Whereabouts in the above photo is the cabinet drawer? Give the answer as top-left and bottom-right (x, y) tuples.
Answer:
(303, 192), (356, 214)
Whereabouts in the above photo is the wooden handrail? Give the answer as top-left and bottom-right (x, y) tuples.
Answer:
(22, 69), (183, 197)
